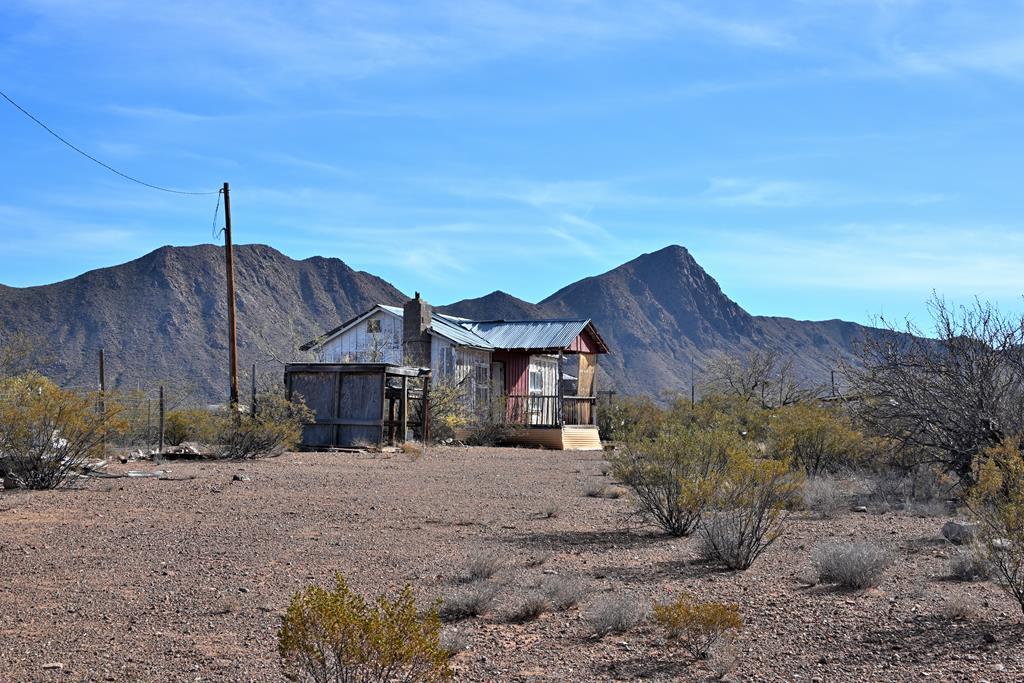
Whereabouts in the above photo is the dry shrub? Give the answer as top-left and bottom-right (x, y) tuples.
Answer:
(439, 583), (497, 622)
(583, 481), (607, 498)
(652, 593), (743, 660)
(504, 593), (548, 623)
(968, 436), (1024, 615)
(939, 594), (978, 621)
(439, 629), (468, 657)
(611, 426), (745, 537)
(813, 542), (891, 589)
(213, 393), (312, 459)
(948, 544), (992, 582)
(278, 574), (450, 683)
(698, 457), (802, 570)
(585, 594), (645, 637)
(542, 575), (587, 611)
(863, 465), (953, 515)
(0, 372), (125, 489)
(459, 549), (501, 583)
(802, 476), (844, 518)
(539, 502), (561, 519)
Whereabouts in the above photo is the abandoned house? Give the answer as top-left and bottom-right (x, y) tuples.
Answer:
(299, 294), (610, 450)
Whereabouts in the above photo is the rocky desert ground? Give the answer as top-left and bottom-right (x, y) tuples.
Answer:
(2, 446), (1023, 682)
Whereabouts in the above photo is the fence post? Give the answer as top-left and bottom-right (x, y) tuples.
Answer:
(158, 385), (165, 455)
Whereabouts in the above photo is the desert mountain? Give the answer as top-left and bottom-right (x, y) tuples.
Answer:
(0, 243), (867, 400)
(0, 244), (405, 398)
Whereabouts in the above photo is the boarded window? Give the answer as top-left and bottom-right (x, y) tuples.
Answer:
(366, 318), (382, 333)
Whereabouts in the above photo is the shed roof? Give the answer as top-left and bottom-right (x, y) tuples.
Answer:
(461, 319), (607, 352)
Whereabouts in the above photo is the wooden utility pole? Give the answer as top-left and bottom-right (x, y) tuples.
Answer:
(158, 385), (165, 455)
(223, 182), (240, 409)
(98, 349), (106, 411)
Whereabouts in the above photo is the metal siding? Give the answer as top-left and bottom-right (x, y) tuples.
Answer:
(461, 320), (589, 351)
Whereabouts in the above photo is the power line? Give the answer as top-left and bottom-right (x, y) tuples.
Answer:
(0, 89), (219, 196)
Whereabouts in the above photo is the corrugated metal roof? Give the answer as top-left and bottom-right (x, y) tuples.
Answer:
(460, 319), (592, 351)
(317, 305), (605, 353)
(379, 306), (493, 349)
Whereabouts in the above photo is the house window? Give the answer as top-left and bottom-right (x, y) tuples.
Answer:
(366, 318), (382, 333)
(529, 368), (543, 393)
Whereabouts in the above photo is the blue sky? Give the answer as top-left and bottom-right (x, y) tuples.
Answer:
(2, 1), (1023, 327)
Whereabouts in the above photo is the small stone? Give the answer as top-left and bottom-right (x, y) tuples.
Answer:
(41, 662), (64, 671)
(232, 474), (250, 482)
(853, 506), (868, 513)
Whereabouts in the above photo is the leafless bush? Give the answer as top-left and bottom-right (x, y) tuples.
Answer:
(539, 502), (561, 519)
(213, 393), (312, 459)
(939, 594), (978, 621)
(583, 481), (607, 498)
(813, 542), (891, 589)
(709, 643), (740, 680)
(439, 628), (469, 657)
(861, 466), (953, 515)
(949, 545), (992, 582)
(439, 583), (498, 622)
(459, 549), (502, 583)
(585, 595), (645, 637)
(802, 476), (844, 518)
(504, 593), (549, 623)
(542, 575), (587, 611)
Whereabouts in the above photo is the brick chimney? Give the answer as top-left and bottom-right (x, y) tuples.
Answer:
(403, 292), (432, 368)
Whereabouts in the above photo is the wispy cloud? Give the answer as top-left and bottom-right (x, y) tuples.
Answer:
(704, 177), (948, 208)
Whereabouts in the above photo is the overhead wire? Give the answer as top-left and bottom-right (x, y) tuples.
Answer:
(0, 88), (220, 196)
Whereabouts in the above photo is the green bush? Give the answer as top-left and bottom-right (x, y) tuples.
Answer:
(278, 573), (451, 683)
(611, 425), (746, 536)
(213, 393), (312, 459)
(163, 408), (214, 446)
(0, 373), (125, 489)
(768, 403), (865, 475)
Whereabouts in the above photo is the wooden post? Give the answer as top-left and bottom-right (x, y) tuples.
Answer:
(251, 362), (257, 416)
(556, 350), (564, 427)
(98, 348), (106, 454)
(422, 376), (431, 444)
(399, 376), (408, 443)
(379, 371), (388, 448)
(831, 369), (836, 397)
(222, 182), (240, 409)
(158, 385), (165, 455)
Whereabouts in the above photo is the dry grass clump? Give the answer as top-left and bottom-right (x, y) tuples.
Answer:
(439, 583), (498, 622)
(459, 549), (502, 583)
(504, 593), (549, 623)
(813, 541), (892, 589)
(948, 545), (992, 582)
(939, 593), (978, 621)
(439, 628), (469, 657)
(585, 594), (645, 637)
(583, 481), (608, 498)
(802, 476), (844, 518)
(539, 502), (561, 519)
(542, 575), (587, 611)
(653, 593), (743, 660)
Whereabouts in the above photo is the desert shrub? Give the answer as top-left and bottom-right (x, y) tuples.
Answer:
(163, 408), (214, 446)
(212, 393), (312, 459)
(539, 502), (561, 519)
(598, 395), (667, 443)
(675, 392), (773, 444)
(542, 575), (587, 611)
(949, 545), (992, 582)
(968, 436), (1024, 615)
(812, 542), (891, 589)
(425, 377), (470, 443)
(583, 481), (607, 498)
(0, 373), (125, 490)
(939, 594), (978, 621)
(585, 594), (645, 637)
(438, 629), (468, 657)
(652, 593), (743, 660)
(801, 476), (844, 518)
(459, 549), (502, 583)
(698, 456), (802, 570)
(504, 593), (548, 623)
(611, 425), (746, 536)
(769, 403), (865, 475)
(439, 583), (498, 622)
(863, 465), (954, 514)
(278, 573), (450, 683)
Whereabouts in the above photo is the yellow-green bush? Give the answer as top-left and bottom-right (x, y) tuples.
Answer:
(768, 403), (865, 475)
(0, 372), (125, 489)
(699, 454), (803, 570)
(611, 425), (748, 536)
(653, 593), (743, 660)
(213, 393), (312, 459)
(278, 574), (451, 683)
(163, 408), (215, 446)
(969, 436), (1024, 615)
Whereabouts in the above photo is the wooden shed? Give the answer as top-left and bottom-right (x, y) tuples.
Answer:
(284, 363), (431, 449)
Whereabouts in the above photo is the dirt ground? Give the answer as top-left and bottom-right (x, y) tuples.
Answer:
(2, 447), (1023, 682)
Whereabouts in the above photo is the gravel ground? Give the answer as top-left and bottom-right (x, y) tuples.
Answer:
(1, 447), (1023, 682)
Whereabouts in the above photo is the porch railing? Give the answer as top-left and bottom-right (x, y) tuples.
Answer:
(504, 394), (597, 427)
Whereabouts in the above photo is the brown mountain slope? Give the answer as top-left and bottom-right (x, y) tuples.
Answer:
(438, 291), (550, 320)
(0, 244), (406, 398)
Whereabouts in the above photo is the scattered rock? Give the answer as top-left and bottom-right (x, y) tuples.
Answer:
(853, 506), (868, 513)
(40, 662), (64, 671)
(991, 538), (1013, 552)
(942, 520), (979, 545)
(232, 474), (251, 482)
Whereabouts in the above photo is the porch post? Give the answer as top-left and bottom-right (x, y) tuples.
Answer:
(557, 350), (564, 427)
